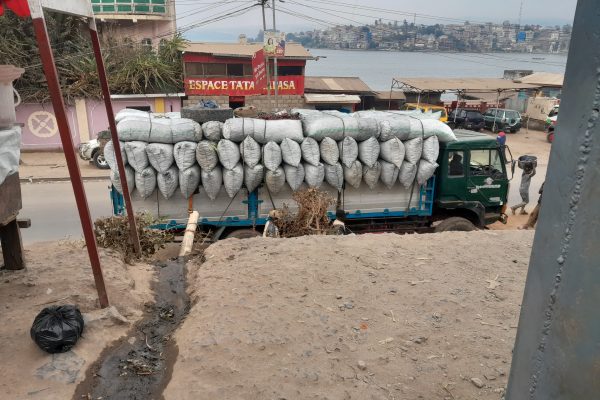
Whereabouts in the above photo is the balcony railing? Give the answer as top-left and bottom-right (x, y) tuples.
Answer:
(91, 0), (167, 15)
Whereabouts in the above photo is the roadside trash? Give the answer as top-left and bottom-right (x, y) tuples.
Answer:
(30, 305), (84, 353)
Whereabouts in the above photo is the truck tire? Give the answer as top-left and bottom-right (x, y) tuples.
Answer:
(224, 229), (261, 239)
(434, 217), (476, 232)
(92, 151), (110, 169)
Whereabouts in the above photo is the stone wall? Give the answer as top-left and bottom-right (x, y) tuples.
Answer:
(185, 95), (314, 112)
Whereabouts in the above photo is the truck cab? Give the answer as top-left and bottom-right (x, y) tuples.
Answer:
(434, 129), (510, 229)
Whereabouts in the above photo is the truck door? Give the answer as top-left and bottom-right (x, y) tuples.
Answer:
(465, 149), (508, 207)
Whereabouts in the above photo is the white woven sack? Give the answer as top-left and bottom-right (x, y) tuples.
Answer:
(324, 162), (344, 191)
(146, 143), (174, 174)
(223, 162), (243, 198)
(157, 166), (179, 199)
(404, 137), (423, 164)
(202, 121), (223, 141)
(379, 138), (405, 168)
(123, 141), (148, 173)
(338, 136), (358, 168)
(398, 161), (417, 189)
(363, 161), (382, 190)
(414, 118), (456, 142)
(422, 135), (440, 163)
(179, 165), (201, 199)
(304, 162), (325, 188)
(358, 137), (380, 168)
(111, 165), (135, 194)
(284, 163), (305, 191)
(115, 108), (149, 123)
(265, 167), (286, 194)
(201, 167), (222, 201)
(195, 141), (219, 171)
(280, 138), (301, 167)
(417, 160), (438, 186)
(135, 167), (156, 199)
(301, 137), (320, 167)
(223, 118), (303, 144)
(104, 140), (127, 171)
(262, 141), (282, 172)
(344, 160), (362, 189)
(244, 164), (264, 193)
(240, 136), (261, 168)
(174, 141), (198, 170)
(217, 139), (241, 170)
(319, 137), (339, 166)
(380, 160), (399, 189)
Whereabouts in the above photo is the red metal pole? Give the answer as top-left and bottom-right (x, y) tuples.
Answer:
(88, 19), (142, 257)
(32, 17), (109, 308)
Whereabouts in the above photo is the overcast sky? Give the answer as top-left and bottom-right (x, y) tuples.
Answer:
(177, 0), (578, 42)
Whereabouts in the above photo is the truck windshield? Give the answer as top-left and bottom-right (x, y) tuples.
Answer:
(469, 149), (504, 179)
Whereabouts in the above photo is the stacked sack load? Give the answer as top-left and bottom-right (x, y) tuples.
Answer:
(106, 108), (456, 201)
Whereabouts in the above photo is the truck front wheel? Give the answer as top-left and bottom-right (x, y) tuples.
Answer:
(434, 217), (476, 232)
(224, 229), (262, 239)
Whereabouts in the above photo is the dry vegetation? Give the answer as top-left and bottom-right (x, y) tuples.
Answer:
(272, 188), (338, 237)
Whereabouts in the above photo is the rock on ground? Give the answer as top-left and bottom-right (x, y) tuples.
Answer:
(165, 231), (533, 400)
(0, 241), (154, 399)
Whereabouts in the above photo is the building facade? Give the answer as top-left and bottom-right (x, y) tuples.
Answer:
(91, 0), (176, 46)
(182, 42), (313, 111)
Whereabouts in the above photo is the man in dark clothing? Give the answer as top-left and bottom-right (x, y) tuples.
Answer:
(449, 153), (463, 176)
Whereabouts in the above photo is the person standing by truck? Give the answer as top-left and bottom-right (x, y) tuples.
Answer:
(519, 182), (544, 230)
(511, 162), (536, 215)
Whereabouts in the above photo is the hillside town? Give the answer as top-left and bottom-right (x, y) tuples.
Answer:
(286, 20), (572, 53)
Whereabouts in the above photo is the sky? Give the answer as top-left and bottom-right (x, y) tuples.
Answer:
(175, 0), (578, 42)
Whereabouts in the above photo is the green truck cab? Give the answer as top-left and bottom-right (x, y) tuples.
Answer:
(433, 129), (510, 230)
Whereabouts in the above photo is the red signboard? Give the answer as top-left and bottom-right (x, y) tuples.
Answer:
(252, 49), (267, 91)
(185, 76), (304, 96)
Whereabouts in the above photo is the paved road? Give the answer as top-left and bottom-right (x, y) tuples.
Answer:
(19, 180), (114, 244)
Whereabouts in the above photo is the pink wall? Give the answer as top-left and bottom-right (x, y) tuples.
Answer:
(17, 97), (182, 151)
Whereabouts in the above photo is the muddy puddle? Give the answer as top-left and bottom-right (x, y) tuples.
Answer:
(74, 257), (189, 400)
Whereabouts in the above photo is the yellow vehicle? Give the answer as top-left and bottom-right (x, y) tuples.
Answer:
(401, 103), (448, 123)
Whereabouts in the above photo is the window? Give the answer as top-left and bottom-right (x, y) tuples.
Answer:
(466, 111), (482, 119)
(227, 64), (244, 76)
(243, 64), (253, 76)
(460, 110), (467, 118)
(204, 63), (227, 76)
(141, 38), (152, 47)
(185, 62), (203, 76)
(469, 149), (504, 178)
(278, 65), (303, 76)
(126, 106), (151, 112)
(448, 151), (464, 177)
(505, 111), (519, 121)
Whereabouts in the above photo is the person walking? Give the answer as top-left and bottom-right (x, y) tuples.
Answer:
(520, 182), (544, 230)
(510, 162), (536, 215)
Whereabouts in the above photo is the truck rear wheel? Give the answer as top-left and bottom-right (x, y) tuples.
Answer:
(434, 217), (476, 232)
(224, 229), (261, 239)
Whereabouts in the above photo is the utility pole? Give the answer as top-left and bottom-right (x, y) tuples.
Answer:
(412, 13), (417, 51)
(272, 0), (279, 111)
(260, 1), (271, 106)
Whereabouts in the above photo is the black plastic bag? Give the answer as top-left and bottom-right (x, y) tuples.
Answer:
(30, 305), (84, 353)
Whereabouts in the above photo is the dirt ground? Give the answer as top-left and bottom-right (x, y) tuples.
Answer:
(0, 241), (154, 400)
(165, 230), (534, 400)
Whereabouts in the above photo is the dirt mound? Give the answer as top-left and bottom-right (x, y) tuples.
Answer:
(165, 230), (533, 400)
(0, 241), (154, 399)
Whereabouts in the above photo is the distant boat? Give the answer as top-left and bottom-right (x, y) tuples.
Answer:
(532, 57), (546, 60)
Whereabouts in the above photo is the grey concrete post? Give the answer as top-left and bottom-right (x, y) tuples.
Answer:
(506, 0), (600, 398)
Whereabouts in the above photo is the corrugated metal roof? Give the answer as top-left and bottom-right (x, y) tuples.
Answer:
(374, 91), (406, 100)
(304, 76), (373, 94)
(392, 77), (539, 92)
(515, 72), (564, 87)
(304, 93), (362, 104)
(183, 42), (313, 59)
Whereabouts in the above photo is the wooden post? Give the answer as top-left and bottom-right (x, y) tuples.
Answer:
(0, 220), (25, 270)
(31, 16), (109, 308)
(179, 211), (199, 258)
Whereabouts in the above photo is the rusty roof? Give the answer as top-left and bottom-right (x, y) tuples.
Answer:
(374, 90), (406, 101)
(514, 72), (564, 87)
(304, 76), (373, 94)
(392, 77), (539, 92)
(183, 42), (313, 59)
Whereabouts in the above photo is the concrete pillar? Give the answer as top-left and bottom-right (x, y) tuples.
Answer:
(75, 98), (90, 142)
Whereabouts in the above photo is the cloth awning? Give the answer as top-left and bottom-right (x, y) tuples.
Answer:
(304, 93), (361, 104)
(374, 90), (406, 101)
(514, 72), (564, 87)
(391, 77), (539, 93)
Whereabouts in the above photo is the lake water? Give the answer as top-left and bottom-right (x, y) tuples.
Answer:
(305, 49), (568, 90)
